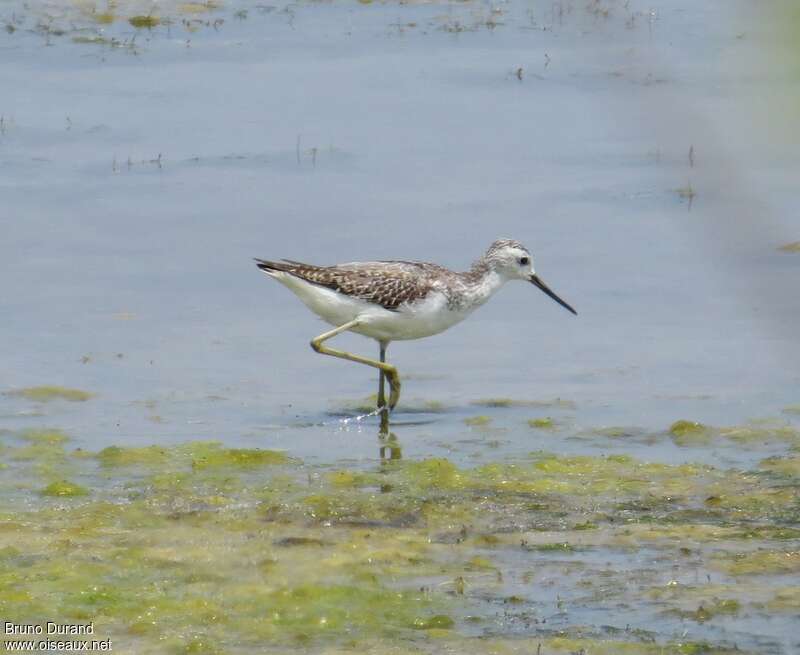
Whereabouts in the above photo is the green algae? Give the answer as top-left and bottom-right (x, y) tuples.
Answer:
(464, 555), (495, 571)
(41, 480), (89, 497)
(669, 598), (742, 623)
(189, 444), (288, 470)
(471, 397), (576, 409)
(593, 426), (644, 438)
(7, 386), (92, 402)
(92, 12), (115, 24)
(72, 35), (110, 44)
(0, 504), (440, 645)
(335, 394), (381, 414)
(261, 584), (441, 636)
(720, 421), (800, 445)
(759, 454), (800, 476)
(412, 614), (454, 630)
(471, 397), (517, 408)
(402, 458), (465, 490)
(778, 241), (800, 252)
(95, 441), (288, 472)
(21, 428), (70, 445)
(714, 550), (800, 576)
(665, 419), (800, 448)
(738, 526), (800, 540)
(709, 598), (741, 614)
(524, 541), (575, 552)
(0, 439), (795, 653)
(766, 586), (800, 612)
(670, 420), (708, 436)
(783, 404), (800, 415)
(637, 524), (800, 542)
(97, 444), (171, 467)
(527, 417), (555, 429)
(8, 429), (72, 478)
(326, 469), (373, 488)
(129, 14), (160, 28)
(382, 451), (744, 510)
(464, 415), (491, 427)
(175, 635), (222, 654)
(297, 487), (421, 527)
(335, 394), (446, 415)
(179, 1), (221, 13)
(669, 420), (712, 445)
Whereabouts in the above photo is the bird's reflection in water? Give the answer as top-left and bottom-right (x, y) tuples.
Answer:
(377, 423), (401, 493)
(378, 424), (402, 462)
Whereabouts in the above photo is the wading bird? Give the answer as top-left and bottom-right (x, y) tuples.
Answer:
(255, 239), (576, 414)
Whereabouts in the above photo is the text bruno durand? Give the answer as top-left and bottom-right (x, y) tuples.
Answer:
(3, 623), (112, 651)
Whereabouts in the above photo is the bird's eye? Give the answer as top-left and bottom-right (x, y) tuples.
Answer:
(519, 257), (529, 266)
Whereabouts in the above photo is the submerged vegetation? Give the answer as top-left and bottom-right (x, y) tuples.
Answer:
(668, 418), (800, 448)
(40, 479), (89, 497)
(128, 14), (160, 29)
(6, 386), (93, 402)
(472, 397), (577, 409)
(0, 425), (798, 653)
(528, 417), (555, 429)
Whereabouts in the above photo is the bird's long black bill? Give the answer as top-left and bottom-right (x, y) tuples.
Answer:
(530, 274), (577, 315)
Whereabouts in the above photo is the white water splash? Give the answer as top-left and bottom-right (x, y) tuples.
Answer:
(323, 406), (388, 427)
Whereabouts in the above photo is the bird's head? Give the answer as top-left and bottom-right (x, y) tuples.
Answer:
(484, 239), (577, 315)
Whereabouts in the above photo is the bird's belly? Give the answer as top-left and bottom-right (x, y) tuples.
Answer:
(276, 274), (365, 327)
(276, 274), (467, 342)
(355, 294), (469, 341)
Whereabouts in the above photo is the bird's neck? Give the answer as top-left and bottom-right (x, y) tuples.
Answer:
(459, 261), (505, 308)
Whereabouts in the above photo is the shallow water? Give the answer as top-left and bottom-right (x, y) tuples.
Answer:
(3, 0), (799, 454)
(2, 0), (799, 652)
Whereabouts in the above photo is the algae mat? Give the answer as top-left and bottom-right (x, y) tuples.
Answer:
(1, 430), (798, 653)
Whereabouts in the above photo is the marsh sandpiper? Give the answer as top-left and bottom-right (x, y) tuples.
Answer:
(255, 239), (576, 415)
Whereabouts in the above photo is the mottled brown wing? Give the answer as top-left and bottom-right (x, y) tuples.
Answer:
(257, 259), (433, 311)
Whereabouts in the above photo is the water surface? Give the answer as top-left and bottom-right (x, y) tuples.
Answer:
(1, 1), (799, 652)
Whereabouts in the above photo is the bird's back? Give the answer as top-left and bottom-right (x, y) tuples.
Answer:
(256, 259), (458, 311)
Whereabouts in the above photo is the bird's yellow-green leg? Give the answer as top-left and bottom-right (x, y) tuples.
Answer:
(310, 320), (401, 410)
(378, 341), (389, 429)
(377, 342), (387, 407)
